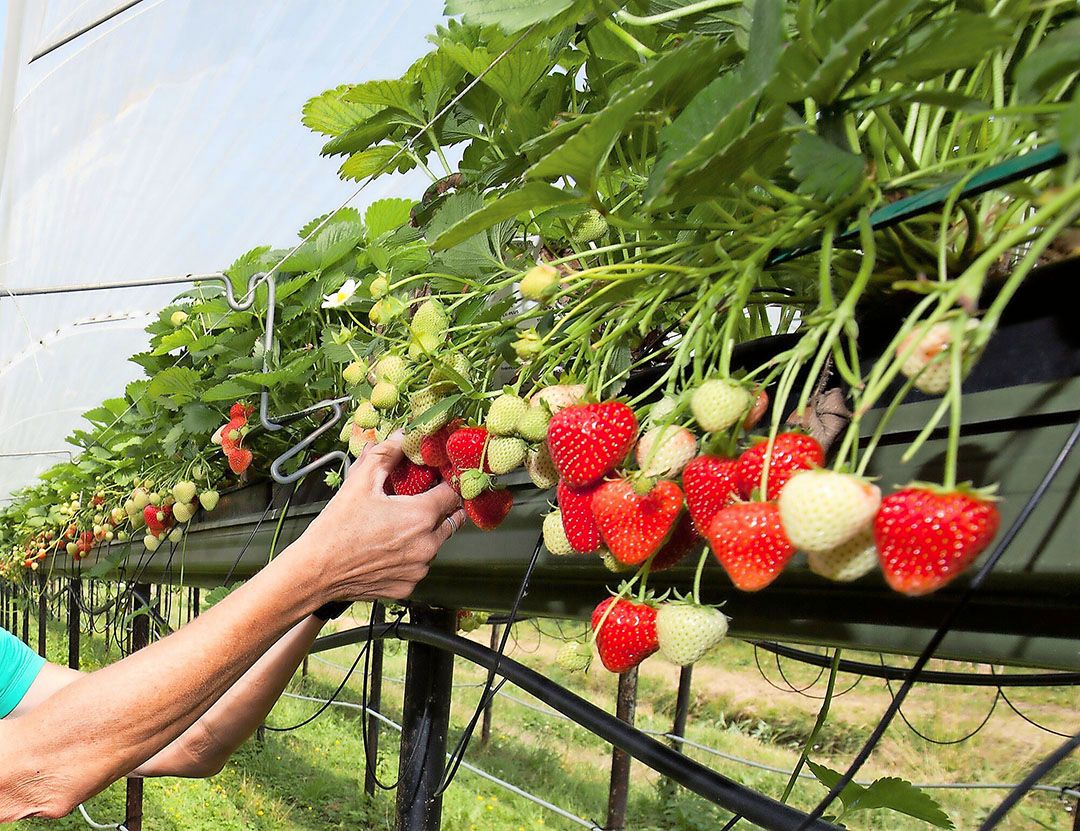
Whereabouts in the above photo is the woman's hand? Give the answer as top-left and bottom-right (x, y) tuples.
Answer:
(299, 431), (465, 601)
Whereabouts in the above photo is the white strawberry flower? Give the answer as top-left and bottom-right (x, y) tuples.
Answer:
(322, 278), (358, 309)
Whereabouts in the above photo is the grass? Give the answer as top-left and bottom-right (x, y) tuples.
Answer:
(6, 600), (1079, 831)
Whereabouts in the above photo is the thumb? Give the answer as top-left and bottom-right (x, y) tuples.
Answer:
(360, 430), (405, 494)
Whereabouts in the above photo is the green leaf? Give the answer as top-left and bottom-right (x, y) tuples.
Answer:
(772, 0), (916, 103)
(316, 218), (365, 269)
(181, 404), (222, 435)
(203, 583), (243, 609)
(365, 198), (415, 239)
(147, 367), (201, 406)
(853, 778), (954, 829)
(744, 0), (784, 91)
(339, 145), (416, 182)
(320, 109), (404, 158)
(408, 394), (463, 432)
(1015, 19), (1080, 102)
(163, 423), (185, 455)
(1059, 87), (1080, 156)
(343, 79), (422, 120)
(529, 38), (722, 194)
(878, 13), (1011, 83)
(431, 182), (584, 250)
(202, 379), (253, 403)
(788, 132), (865, 203)
(806, 760), (869, 814)
(302, 85), (380, 136)
(443, 0), (576, 32)
(440, 42), (551, 105)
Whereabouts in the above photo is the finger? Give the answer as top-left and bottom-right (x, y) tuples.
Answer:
(435, 508), (467, 545)
(418, 482), (462, 523)
(361, 430), (405, 493)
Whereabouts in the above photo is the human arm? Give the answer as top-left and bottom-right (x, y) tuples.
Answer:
(0, 435), (464, 820)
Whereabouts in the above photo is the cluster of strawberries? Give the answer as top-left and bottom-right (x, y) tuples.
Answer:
(212, 402), (255, 475)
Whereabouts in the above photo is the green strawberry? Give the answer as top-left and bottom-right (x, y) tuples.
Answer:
(370, 382), (399, 410)
(354, 401), (380, 428)
(172, 501), (196, 523)
(409, 386), (451, 435)
(374, 354), (409, 386)
(412, 299), (449, 336)
(168, 527), (184, 544)
(518, 264), (560, 301)
(656, 603), (729, 666)
(543, 510), (576, 556)
(570, 209), (608, 245)
(459, 468), (491, 500)
(690, 379), (752, 433)
(525, 444), (559, 490)
(369, 273), (390, 298)
(338, 415), (354, 443)
(512, 329), (543, 361)
(601, 549), (633, 573)
(172, 481), (197, 504)
(516, 406), (550, 442)
(170, 309), (189, 327)
(807, 528), (878, 582)
(143, 534), (161, 552)
(408, 330), (443, 361)
(486, 393), (527, 436)
(555, 640), (592, 673)
(342, 360), (367, 386)
(777, 469), (881, 554)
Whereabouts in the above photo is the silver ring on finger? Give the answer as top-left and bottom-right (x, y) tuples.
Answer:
(444, 514), (459, 535)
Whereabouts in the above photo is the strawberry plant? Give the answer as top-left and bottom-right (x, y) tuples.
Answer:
(0, 0), (1077, 698)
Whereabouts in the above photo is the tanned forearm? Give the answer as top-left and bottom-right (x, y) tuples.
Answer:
(134, 614), (327, 778)
(0, 538), (326, 820)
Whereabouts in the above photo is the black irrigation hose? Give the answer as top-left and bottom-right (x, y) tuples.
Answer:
(312, 622), (842, 831)
(752, 641), (1080, 687)
(977, 729), (1080, 830)
(799, 417), (1080, 830)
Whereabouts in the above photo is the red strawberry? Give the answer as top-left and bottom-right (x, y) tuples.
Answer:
(556, 480), (602, 553)
(227, 446), (253, 475)
(590, 597), (659, 673)
(390, 459), (439, 496)
(230, 401), (253, 420)
(445, 426), (492, 473)
(705, 502), (795, 591)
(76, 531), (95, 556)
(144, 505), (165, 535)
(683, 455), (740, 535)
(651, 513), (702, 572)
(874, 486), (1000, 596)
(220, 415), (247, 453)
(464, 488), (513, 530)
(592, 478), (683, 566)
(420, 418), (463, 468)
(546, 402), (638, 487)
(735, 433), (824, 501)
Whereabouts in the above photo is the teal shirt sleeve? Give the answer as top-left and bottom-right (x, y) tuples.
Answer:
(0, 628), (46, 718)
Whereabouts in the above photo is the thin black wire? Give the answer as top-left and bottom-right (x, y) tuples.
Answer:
(977, 729), (1080, 829)
(435, 535), (544, 795)
(753, 645), (863, 700)
(799, 417), (1080, 830)
(775, 649), (826, 693)
(997, 687), (1075, 739)
(264, 642), (369, 732)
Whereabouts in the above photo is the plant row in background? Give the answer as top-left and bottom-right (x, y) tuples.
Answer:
(2, 0), (1078, 678)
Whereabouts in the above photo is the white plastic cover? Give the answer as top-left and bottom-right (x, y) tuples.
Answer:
(0, 0), (444, 500)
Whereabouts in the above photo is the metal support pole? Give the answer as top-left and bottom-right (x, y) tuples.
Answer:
(21, 600), (29, 644)
(395, 606), (455, 831)
(671, 665), (693, 752)
(125, 583), (151, 831)
(37, 572), (47, 657)
(606, 666), (639, 831)
(365, 602), (386, 798)
(192, 587), (200, 618)
(66, 579), (81, 670)
(481, 624), (499, 746)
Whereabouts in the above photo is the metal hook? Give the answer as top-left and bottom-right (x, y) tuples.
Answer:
(207, 272), (351, 484)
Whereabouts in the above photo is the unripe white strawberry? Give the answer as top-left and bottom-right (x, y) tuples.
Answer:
(66, 542), (79, 557)
(354, 400), (380, 428)
(402, 431), (425, 465)
(555, 640), (592, 672)
(897, 319), (979, 395)
(342, 360), (367, 386)
(807, 527), (878, 582)
(601, 548), (632, 573)
(459, 469), (491, 500)
(635, 425), (697, 478)
(690, 379), (752, 433)
(543, 510), (575, 556)
(777, 469), (881, 554)
(656, 603), (729, 666)
(170, 310), (189, 327)
(487, 436), (527, 474)
(132, 489), (150, 511)
(409, 386), (451, 435)
(411, 299), (448, 337)
(173, 501), (196, 523)
(516, 407), (550, 442)
(168, 527), (184, 544)
(486, 393), (527, 436)
(374, 354), (409, 386)
(199, 490), (220, 512)
(370, 381), (399, 410)
(172, 481), (197, 504)
(525, 444), (559, 490)
(143, 534), (160, 552)
(530, 384), (586, 415)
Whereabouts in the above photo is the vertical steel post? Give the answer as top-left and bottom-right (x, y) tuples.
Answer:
(37, 572), (47, 657)
(365, 602), (386, 798)
(125, 583), (151, 831)
(606, 666), (639, 831)
(395, 606), (455, 831)
(671, 665), (693, 752)
(66, 579), (80, 670)
(481, 623), (499, 747)
(192, 587), (200, 618)
(21, 599), (29, 644)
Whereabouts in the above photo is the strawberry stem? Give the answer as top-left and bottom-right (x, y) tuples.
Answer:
(691, 544), (709, 605)
(779, 648), (841, 804)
